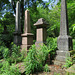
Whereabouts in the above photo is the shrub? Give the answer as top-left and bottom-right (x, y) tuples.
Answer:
(64, 56), (73, 68)
(0, 43), (26, 64)
(43, 64), (50, 72)
(24, 44), (49, 74)
(0, 46), (9, 59)
(64, 50), (75, 68)
(7, 43), (26, 63)
(66, 72), (75, 75)
(46, 37), (57, 60)
(0, 61), (21, 75)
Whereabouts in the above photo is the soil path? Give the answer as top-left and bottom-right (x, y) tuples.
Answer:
(33, 65), (66, 75)
(16, 63), (66, 75)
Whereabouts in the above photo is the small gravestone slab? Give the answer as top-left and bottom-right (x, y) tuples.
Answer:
(34, 18), (48, 47)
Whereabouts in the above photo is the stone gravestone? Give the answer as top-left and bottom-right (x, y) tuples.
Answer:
(55, 0), (72, 65)
(34, 18), (50, 64)
(14, 1), (22, 46)
(21, 9), (33, 51)
(34, 18), (48, 47)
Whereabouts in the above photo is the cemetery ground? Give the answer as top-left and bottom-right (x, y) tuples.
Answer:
(16, 62), (66, 75)
(0, 39), (75, 75)
(0, 0), (75, 75)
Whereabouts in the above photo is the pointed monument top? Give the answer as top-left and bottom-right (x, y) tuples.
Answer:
(34, 18), (48, 27)
(24, 9), (31, 33)
(15, 0), (21, 32)
(25, 9), (29, 12)
(17, 1), (20, 4)
(60, 0), (69, 35)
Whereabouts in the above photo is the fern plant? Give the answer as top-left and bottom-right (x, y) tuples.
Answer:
(0, 61), (21, 75)
(64, 50), (75, 68)
(24, 44), (49, 74)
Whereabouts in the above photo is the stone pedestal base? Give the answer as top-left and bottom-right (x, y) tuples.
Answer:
(56, 50), (70, 61)
(54, 50), (70, 65)
(21, 33), (33, 51)
(57, 35), (72, 51)
(54, 60), (65, 66)
(14, 32), (22, 46)
(35, 41), (46, 48)
(54, 35), (72, 65)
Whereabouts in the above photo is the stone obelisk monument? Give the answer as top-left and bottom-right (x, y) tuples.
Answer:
(14, 1), (22, 46)
(55, 0), (72, 64)
(21, 9), (33, 51)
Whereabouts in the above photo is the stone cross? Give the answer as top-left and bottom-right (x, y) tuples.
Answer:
(21, 9), (33, 51)
(14, 1), (22, 46)
(34, 18), (48, 47)
(54, 0), (72, 64)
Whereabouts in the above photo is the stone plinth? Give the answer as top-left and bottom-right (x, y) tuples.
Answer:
(21, 33), (33, 51)
(34, 18), (48, 46)
(14, 1), (22, 46)
(55, 0), (72, 64)
(14, 32), (22, 46)
(21, 9), (34, 51)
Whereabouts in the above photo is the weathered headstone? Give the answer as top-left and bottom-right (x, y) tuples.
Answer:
(21, 9), (33, 51)
(14, 1), (22, 46)
(34, 18), (48, 47)
(55, 0), (72, 64)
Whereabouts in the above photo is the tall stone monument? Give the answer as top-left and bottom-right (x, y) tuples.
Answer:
(34, 18), (48, 47)
(21, 9), (33, 51)
(55, 0), (72, 64)
(14, 1), (22, 46)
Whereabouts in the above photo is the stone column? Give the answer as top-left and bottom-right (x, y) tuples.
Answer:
(55, 0), (72, 64)
(14, 1), (22, 46)
(34, 18), (48, 47)
(21, 9), (33, 51)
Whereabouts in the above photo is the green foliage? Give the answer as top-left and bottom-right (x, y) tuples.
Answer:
(0, 44), (26, 75)
(8, 43), (21, 63)
(46, 37), (57, 60)
(64, 50), (75, 68)
(2, 47), (9, 59)
(73, 39), (75, 50)
(24, 44), (49, 74)
(66, 72), (75, 75)
(54, 72), (60, 75)
(64, 56), (73, 68)
(6, 43), (26, 63)
(0, 46), (9, 59)
(70, 50), (75, 64)
(68, 1), (75, 39)
(37, 0), (75, 38)
(43, 64), (50, 72)
(0, 43), (26, 63)
(0, 12), (15, 48)
(0, 61), (21, 75)
(11, 43), (21, 58)
(37, 5), (60, 37)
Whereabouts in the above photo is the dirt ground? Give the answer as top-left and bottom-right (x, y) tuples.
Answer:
(32, 65), (66, 75)
(16, 63), (66, 75)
